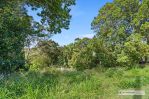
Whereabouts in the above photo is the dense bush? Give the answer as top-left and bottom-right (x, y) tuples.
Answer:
(27, 40), (62, 70)
(117, 34), (149, 66)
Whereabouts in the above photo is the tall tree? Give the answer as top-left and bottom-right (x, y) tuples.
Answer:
(0, 0), (75, 72)
(92, 0), (149, 66)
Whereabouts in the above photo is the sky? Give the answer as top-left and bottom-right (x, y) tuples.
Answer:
(28, 0), (113, 46)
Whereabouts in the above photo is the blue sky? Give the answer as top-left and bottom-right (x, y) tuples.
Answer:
(28, 0), (113, 46)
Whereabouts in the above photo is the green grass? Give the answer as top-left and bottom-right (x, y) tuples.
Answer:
(1, 66), (149, 99)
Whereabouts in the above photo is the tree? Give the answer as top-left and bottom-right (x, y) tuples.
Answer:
(0, 1), (33, 72)
(91, 0), (149, 66)
(69, 38), (91, 69)
(0, 0), (75, 72)
(117, 34), (149, 66)
(28, 40), (61, 70)
(62, 44), (74, 67)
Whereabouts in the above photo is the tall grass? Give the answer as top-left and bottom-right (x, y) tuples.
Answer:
(1, 66), (149, 99)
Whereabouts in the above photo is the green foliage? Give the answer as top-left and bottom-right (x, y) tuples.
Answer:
(28, 40), (62, 70)
(59, 37), (118, 70)
(0, 0), (75, 72)
(27, 0), (75, 34)
(91, 0), (149, 67)
(70, 39), (91, 69)
(0, 1), (33, 71)
(65, 38), (99, 70)
(26, 0), (148, 70)
(117, 34), (149, 66)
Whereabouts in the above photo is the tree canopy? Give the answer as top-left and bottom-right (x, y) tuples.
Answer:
(91, 0), (149, 66)
(0, 0), (75, 72)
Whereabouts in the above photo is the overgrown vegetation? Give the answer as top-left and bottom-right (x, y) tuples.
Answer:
(0, 0), (149, 98)
(1, 66), (149, 99)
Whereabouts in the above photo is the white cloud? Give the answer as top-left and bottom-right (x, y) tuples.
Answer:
(78, 33), (95, 39)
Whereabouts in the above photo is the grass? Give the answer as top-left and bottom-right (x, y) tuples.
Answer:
(1, 66), (149, 99)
